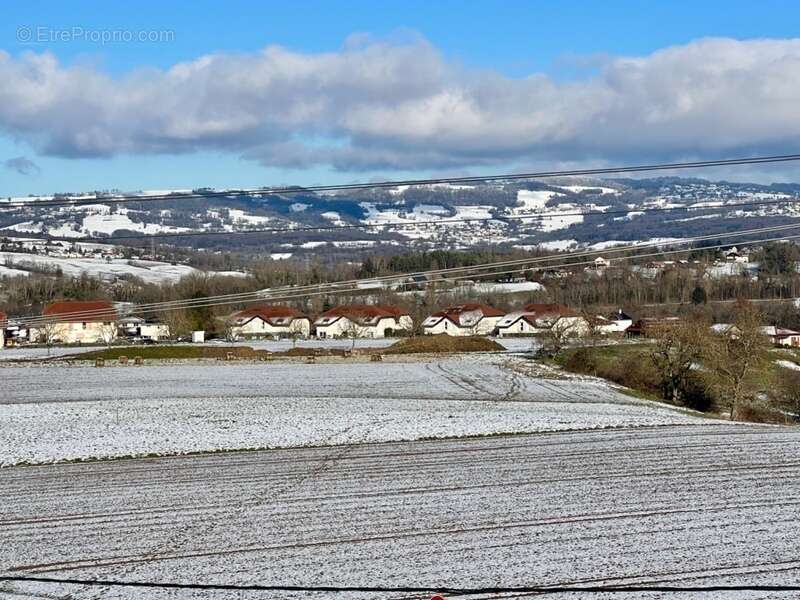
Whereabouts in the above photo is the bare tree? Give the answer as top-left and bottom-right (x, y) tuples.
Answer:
(287, 318), (307, 349)
(159, 309), (192, 341)
(342, 318), (367, 350)
(39, 322), (59, 355)
(701, 303), (770, 419)
(542, 317), (580, 355)
(772, 369), (800, 421)
(99, 322), (118, 347)
(223, 320), (239, 344)
(580, 309), (604, 347)
(649, 319), (706, 404)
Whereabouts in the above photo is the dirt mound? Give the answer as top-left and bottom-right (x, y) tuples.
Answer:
(385, 335), (503, 354)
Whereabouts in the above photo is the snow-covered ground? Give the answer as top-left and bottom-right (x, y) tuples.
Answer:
(0, 337), (530, 361)
(0, 356), (705, 466)
(0, 345), (106, 361)
(0, 252), (247, 283)
(776, 359), (800, 371)
(2, 423), (798, 599)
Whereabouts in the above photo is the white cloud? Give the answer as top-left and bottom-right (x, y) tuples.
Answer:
(2, 36), (800, 171)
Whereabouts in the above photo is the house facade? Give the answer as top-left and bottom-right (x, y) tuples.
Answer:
(314, 305), (412, 338)
(496, 303), (589, 338)
(0, 311), (5, 348)
(422, 304), (505, 336)
(119, 317), (170, 341)
(595, 309), (633, 334)
(229, 305), (311, 339)
(34, 300), (118, 344)
(761, 326), (800, 347)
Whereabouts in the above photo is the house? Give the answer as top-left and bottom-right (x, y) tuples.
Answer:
(626, 317), (682, 337)
(725, 246), (749, 264)
(760, 326), (800, 347)
(496, 304), (589, 338)
(596, 309), (634, 334)
(314, 305), (412, 339)
(403, 274), (429, 291)
(119, 316), (170, 341)
(0, 311), (5, 348)
(710, 323), (739, 336)
(422, 304), (505, 336)
(33, 300), (118, 344)
(229, 305), (311, 339)
(139, 322), (170, 340)
(2, 320), (27, 346)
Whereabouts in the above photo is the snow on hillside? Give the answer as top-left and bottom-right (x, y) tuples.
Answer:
(516, 190), (563, 210)
(0, 252), (247, 283)
(559, 184), (620, 195)
(3, 178), (800, 257)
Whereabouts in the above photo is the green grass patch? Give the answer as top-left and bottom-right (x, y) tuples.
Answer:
(557, 344), (666, 403)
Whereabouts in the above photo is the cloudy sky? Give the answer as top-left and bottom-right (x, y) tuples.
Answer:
(2, 0), (800, 196)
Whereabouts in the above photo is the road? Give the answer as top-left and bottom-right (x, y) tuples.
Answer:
(3, 424), (800, 599)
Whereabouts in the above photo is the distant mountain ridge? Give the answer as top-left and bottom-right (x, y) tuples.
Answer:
(3, 177), (800, 259)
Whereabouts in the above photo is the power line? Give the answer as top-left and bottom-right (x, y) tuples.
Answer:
(14, 222), (800, 325)
(12, 223), (800, 327)
(2, 575), (799, 594)
(15, 196), (800, 244)
(3, 153), (800, 211)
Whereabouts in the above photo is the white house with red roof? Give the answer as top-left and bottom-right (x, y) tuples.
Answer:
(32, 300), (118, 344)
(229, 305), (311, 339)
(496, 303), (590, 337)
(422, 304), (505, 336)
(314, 305), (412, 338)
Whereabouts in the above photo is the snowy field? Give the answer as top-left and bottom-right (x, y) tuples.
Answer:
(0, 345), (106, 361)
(0, 252), (247, 283)
(2, 424), (799, 599)
(0, 356), (704, 466)
(0, 337), (532, 361)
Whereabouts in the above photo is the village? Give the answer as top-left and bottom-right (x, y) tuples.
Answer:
(2, 294), (798, 350)
(2, 241), (800, 350)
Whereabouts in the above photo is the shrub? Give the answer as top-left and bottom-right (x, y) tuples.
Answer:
(563, 347), (597, 375)
(736, 402), (789, 424)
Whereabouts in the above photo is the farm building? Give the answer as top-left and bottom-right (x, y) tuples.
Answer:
(496, 304), (590, 337)
(314, 305), (412, 339)
(422, 304), (505, 336)
(229, 305), (311, 339)
(32, 300), (118, 344)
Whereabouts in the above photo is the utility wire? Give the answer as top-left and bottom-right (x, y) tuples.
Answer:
(3, 153), (800, 210)
(2, 575), (800, 594)
(12, 223), (800, 327)
(13, 222), (800, 325)
(11, 221), (795, 324)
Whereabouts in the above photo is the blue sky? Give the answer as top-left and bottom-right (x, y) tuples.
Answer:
(2, 1), (800, 196)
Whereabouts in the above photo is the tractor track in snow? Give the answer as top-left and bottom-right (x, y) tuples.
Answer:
(4, 425), (800, 599)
